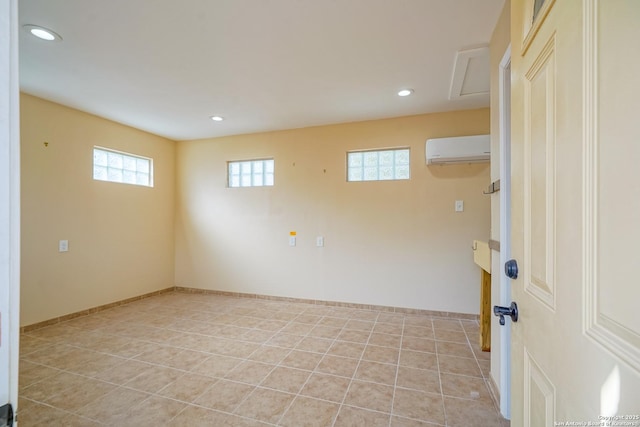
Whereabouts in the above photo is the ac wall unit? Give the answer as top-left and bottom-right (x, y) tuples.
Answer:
(426, 134), (490, 164)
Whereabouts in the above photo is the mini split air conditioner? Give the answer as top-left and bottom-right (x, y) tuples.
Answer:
(426, 134), (490, 164)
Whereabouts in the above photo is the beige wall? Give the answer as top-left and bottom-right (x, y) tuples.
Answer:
(489, 0), (511, 403)
(176, 109), (491, 314)
(20, 94), (176, 326)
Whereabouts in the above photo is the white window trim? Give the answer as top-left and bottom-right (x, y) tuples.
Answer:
(346, 147), (411, 182)
(228, 158), (275, 188)
(93, 146), (154, 187)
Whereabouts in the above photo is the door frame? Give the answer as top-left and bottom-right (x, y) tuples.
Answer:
(0, 0), (21, 421)
(498, 43), (512, 419)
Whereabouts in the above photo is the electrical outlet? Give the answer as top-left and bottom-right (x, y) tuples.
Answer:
(316, 236), (324, 247)
(59, 240), (69, 252)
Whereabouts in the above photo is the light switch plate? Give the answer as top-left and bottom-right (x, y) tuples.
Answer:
(59, 240), (69, 252)
(455, 200), (464, 212)
(316, 236), (324, 247)
(289, 236), (296, 247)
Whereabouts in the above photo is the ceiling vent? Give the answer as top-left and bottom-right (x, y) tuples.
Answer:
(449, 46), (490, 100)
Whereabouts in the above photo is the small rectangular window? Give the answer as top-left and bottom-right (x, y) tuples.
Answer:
(93, 147), (153, 187)
(228, 158), (274, 188)
(347, 148), (410, 182)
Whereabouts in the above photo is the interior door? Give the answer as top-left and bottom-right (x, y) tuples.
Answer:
(510, 0), (640, 424)
(0, 0), (20, 425)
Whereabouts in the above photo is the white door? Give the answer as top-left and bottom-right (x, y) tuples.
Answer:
(510, 0), (640, 424)
(0, 0), (20, 425)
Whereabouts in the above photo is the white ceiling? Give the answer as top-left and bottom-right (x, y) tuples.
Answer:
(19, 0), (505, 141)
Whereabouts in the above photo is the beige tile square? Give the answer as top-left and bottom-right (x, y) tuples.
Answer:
(225, 360), (275, 385)
(309, 325), (343, 339)
(115, 395), (186, 427)
(362, 344), (400, 364)
(392, 388), (444, 424)
(294, 314), (322, 324)
(281, 321), (316, 335)
(261, 366), (310, 393)
(300, 373), (351, 402)
(377, 313), (405, 325)
(157, 372), (218, 402)
(279, 396), (340, 427)
(435, 341), (474, 358)
(327, 341), (365, 359)
(403, 326), (434, 339)
(191, 354), (243, 378)
(344, 319), (374, 331)
(234, 387), (295, 424)
(21, 371), (86, 401)
(77, 387), (150, 423)
(438, 355), (482, 377)
(396, 366), (441, 393)
(440, 372), (493, 402)
(316, 355), (359, 378)
(173, 405), (266, 427)
(432, 319), (464, 331)
(444, 396), (500, 427)
(368, 332), (402, 348)
(295, 336), (334, 353)
(124, 364), (183, 393)
(337, 329), (370, 343)
(93, 358), (154, 385)
(195, 379), (255, 412)
(434, 329), (469, 343)
(241, 329), (276, 344)
(249, 345), (291, 364)
(15, 400), (70, 426)
(266, 332), (303, 348)
(43, 377), (116, 411)
(401, 336), (436, 353)
(281, 350), (323, 371)
(318, 316), (348, 328)
(18, 360), (59, 389)
(354, 360), (397, 385)
(399, 349), (438, 370)
(344, 380), (394, 413)
(390, 416), (442, 426)
(404, 315), (433, 328)
(373, 323), (403, 335)
(334, 405), (390, 426)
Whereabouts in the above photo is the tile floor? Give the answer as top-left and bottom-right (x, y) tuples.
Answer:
(18, 292), (509, 426)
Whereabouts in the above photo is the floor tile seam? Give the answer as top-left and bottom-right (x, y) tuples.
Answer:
(171, 401), (280, 427)
(329, 317), (377, 427)
(275, 317), (352, 423)
(19, 396), (85, 421)
(388, 317), (404, 427)
(432, 324), (449, 427)
(461, 327), (488, 377)
(390, 413), (447, 426)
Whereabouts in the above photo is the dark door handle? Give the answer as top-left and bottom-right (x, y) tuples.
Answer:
(493, 302), (518, 325)
(505, 259), (518, 279)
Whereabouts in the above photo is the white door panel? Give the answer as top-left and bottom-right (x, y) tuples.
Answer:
(511, 0), (640, 424)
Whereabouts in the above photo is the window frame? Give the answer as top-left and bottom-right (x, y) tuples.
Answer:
(92, 146), (154, 188)
(227, 158), (275, 188)
(346, 147), (411, 182)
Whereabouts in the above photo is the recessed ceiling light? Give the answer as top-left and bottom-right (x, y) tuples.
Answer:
(210, 116), (224, 122)
(397, 89), (414, 97)
(23, 25), (62, 42)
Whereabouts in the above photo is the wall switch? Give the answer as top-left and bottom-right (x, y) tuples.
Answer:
(289, 236), (296, 247)
(316, 236), (324, 247)
(455, 200), (464, 212)
(59, 240), (69, 252)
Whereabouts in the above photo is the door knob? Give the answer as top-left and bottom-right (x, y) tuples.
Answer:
(493, 302), (518, 325)
(504, 259), (518, 279)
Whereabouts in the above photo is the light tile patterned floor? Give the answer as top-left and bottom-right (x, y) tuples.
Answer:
(18, 292), (509, 426)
